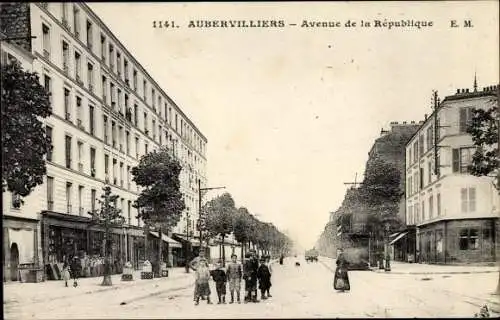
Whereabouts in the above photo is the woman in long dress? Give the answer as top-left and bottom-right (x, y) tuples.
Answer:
(333, 249), (350, 292)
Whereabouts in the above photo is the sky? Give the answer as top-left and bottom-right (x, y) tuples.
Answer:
(88, 1), (499, 251)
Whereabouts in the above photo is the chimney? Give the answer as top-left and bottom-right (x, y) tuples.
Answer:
(466, 88), (469, 93)
(410, 121), (415, 124)
(456, 89), (460, 94)
(402, 121), (407, 124)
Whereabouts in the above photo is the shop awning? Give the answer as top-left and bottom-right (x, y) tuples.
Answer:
(389, 232), (408, 245)
(173, 234), (200, 247)
(150, 231), (182, 248)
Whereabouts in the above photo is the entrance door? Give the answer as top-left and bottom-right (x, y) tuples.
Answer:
(10, 243), (19, 281)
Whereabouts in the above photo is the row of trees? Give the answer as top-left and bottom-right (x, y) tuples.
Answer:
(203, 193), (293, 265)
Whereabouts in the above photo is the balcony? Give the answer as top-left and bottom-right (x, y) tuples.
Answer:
(47, 200), (54, 211)
(145, 129), (149, 135)
(75, 30), (80, 38)
(65, 112), (71, 121)
(87, 43), (93, 51)
(112, 140), (116, 148)
(79, 206), (84, 216)
(104, 135), (108, 144)
(77, 119), (84, 129)
(111, 101), (116, 109)
(119, 144), (123, 152)
(110, 63), (114, 70)
(40, 2), (48, 9)
(78, 162), (83, 172)
(125, 79), (130, 86)
(105, 175), (110, 184)
(91, 167), (96, 177)
(65, 159), (71, 169)
(113, 177), (117, 185)
(67, 204), (72, 214)
(120, 179), (124, 187)
(43, 49), (50, 59)
(76, 75), (83, 85)
(89, 84), (94, 93)
(63, 62), (69, 74)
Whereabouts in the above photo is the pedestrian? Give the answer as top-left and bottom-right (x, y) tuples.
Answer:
(210, 260), (227, 304)
(194, 258), (212, 305)
(62, 258), (71, 287)
(257, 257), (272, 300)
(265, 255), (273, 297)
(189, 250), (206, 302)
(243, 249), (259, 303)
(279, 254), (284, 265)
(226, 253), (242, 304)
(70, 255), (81, 287)
(333, 248), (350, 292)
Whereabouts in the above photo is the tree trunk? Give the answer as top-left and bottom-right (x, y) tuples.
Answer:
(101, 227), (113, 286)
(241, 242), (244, 263)
(144, 223), (150, 262)
(495, 270), (500, 295)
(222, 234), (226, 266)
(158, 225), (163, 276)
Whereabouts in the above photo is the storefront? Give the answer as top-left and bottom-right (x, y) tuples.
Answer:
(172, 233), (201, 267)
(41, 211), (144, 280)
(417, 218), (497, 264)
(149, 231), (182, 268)
(3, 215), (42, 282)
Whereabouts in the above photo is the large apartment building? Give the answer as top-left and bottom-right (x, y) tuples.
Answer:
(1, 3), (207, 281)
(405, 83), (499, 264)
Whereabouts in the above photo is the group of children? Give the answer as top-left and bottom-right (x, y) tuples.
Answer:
(192, 250), (273, 306)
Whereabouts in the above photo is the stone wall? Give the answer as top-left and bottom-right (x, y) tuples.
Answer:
(0, 2), (31, 51)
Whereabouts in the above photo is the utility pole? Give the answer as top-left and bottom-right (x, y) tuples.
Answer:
(343, 172), (363, 188)
(197, 179), (225, 252)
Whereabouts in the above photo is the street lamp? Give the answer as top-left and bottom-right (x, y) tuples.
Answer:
(185, 207), (191, 273)
(385, 222), (391, 272)
(197, 179), (225, 251)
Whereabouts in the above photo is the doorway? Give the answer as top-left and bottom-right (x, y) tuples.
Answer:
(10, 243), (19, 281)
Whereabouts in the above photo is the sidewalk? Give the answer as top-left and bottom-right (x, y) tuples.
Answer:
(3, 267), (191, 306)
(370, 261), (500, 275)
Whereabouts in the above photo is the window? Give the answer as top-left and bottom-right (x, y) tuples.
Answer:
(47, 176), (54, 210)
(117, 52), (121, 76)
(66, 182), (72, 213)
(111, 121), (116, 147)
(164, 103), (168, 122)
(452, 148), (474, 174)
(152, 89), (156, 110)
(460, 187), (476, 213)
(100, 34), (106, 61)
(133, 70), (137, 90)
(76, 96), (82, 126)
(42, 23), (50, 58)
(61, 3), (69, 23)
(127, 165), (131, 189)
(427, 162), (432, 185)
(109, 44), (114, 69)
(87, 62), (94, 90)
(152, 119), (156, 140)
(120, 162), (124, 187)
(413, 141), (418, 163)
(119, 126), (123, 151)
(104, 154), (109, 175)
(127, 200), (131, 224)
(102, 76), (107, 101)
(429, 196), (434, 219)
(144, 112), (148, 133)
(169, 107), (172, 125)
(44, 74), (52, 105)
(91, 189), (96, 212)
(159, 126), (163, 144)
(459, 107), (473, 133)
(73, 5), (80, 37)
(408, 205), (413, 225)
(90, 147), (96, 177)
(459, 228), (479, 250)
(134, 104), (138, 125)
(110, 82), (115, 108)
(421, 201), (425, 221)
(143, 80), (147, 100)
(437, 193), (441, 216)
(117, 88), (122, 112)
(414, 203), (419, 223)
(65, 135), (72, 168)
(124, 60), (129, 84)
(408, 148), (412, 167)
(112, 159), (117, 185)
(426, 125), (434, 151)
(77, 141), (83, 171)
(89, 105), (95, 135)
(145, 143), (149, 154)
(413, 172), (418, 194)
(75, 51), (81, 81)
(46, 126), (53, 161)
(62, 41), (69, 72)
(103, 115), (108, 143)
(419, 167), (424, 190)
(419, 134), (424, 157)
(86, 20), (93, 49)
(135, 137), (139, 158)
(78, 185), (84, 216)
(126, 131), (130, 155)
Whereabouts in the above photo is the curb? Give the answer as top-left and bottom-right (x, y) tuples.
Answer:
(5, 271), (191, 305)
(370, 269), (499, 275)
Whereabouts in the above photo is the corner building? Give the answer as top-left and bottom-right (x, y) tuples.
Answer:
(405, 84), (499, 264)
(1, 2), (207, 281)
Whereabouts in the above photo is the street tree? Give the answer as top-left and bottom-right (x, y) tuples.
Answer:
(88, 186), (125, 286)
(467, 99), (499, 295)
(131, 146), (185, 273)
(1, 61), (52, 206)
(204, 192), (235, 265)
(233, 207), (251, 262)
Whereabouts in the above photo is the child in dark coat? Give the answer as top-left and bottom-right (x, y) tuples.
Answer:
(257, 257), (272, 300)
(210, 260), (227, 304)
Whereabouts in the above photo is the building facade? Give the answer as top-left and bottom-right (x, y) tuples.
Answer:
(405, 84), (499, 264)
(1, 2), (207, 281)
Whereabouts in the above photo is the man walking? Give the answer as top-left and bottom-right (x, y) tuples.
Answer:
(189, 250), (207, 301)
(243, 249), (259, 303)
(226, 253), (242, 304)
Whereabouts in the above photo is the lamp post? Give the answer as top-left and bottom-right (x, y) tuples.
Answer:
(185, 208), (191, 273)
(197, 179), (225, 252)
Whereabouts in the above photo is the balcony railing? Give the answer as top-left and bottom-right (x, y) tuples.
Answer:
(79, 206), (84, 216)
(89, 84), (94, 93)
(62, 19), (70, 31)
(91, 167), (96, 177)
(76, 75), (83, 85)
(120, 179), (123, 187)
(65, 112), (71, 121)
(113, 177), (117, 185)
(43, 49), (50, 59)
(67, 204), (72, 214)
(78, 162), (83, 172)
(63, 62), (69, 74)
(77, 119), (83, 129)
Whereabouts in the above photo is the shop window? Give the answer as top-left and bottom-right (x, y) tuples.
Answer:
(459, 228), (479, 250)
